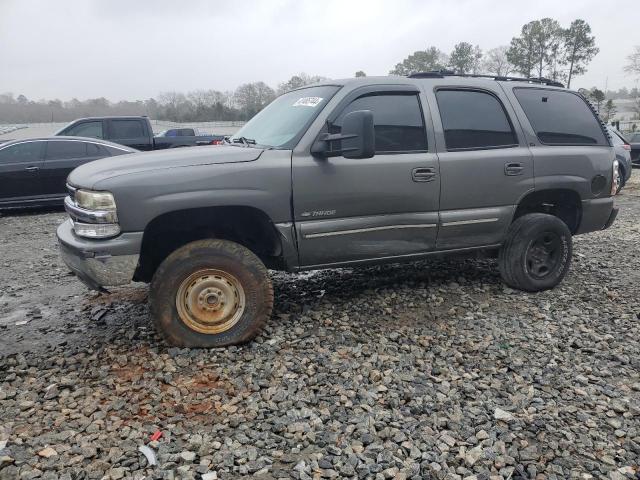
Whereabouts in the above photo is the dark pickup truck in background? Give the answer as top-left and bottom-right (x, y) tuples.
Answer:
(55, 116), (225, 150)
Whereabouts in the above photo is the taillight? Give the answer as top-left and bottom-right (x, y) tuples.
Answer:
(611, 160), (620, 195)
(210, 139), (223, 145)
(622, 144), (631, 151)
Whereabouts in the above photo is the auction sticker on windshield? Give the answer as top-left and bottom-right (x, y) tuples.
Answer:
(293, 97), (323, 107)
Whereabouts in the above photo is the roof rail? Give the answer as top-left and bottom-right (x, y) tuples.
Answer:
(407, 71), (565, 88)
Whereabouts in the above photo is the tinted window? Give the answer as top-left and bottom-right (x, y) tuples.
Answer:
(106, 146), (131, 156)
(436, 89), (517, 150)
(46, 141), (87, 160)
(0, 141), (44, 164)
(86, 142), (111, 157)
(332, 94), (427, 153)
(514, 89), (607, 146)
(65, 121), (103, 139)
(111, 120), (144, 139)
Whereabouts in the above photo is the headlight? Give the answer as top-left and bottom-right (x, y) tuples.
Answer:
(75, 189), (117, 211)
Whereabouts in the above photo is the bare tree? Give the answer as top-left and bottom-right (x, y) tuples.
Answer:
(277, 73), (329, 95)
(625, 45), (640, 76)
(483, 46), (514, 76)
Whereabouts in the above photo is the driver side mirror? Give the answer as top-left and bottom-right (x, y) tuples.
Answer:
(311, 110), (375, 159)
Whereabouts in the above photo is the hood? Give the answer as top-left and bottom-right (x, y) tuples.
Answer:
(68, 145), (263, 189)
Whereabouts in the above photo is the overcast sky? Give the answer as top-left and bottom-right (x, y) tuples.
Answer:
(0, 0), (638, 101)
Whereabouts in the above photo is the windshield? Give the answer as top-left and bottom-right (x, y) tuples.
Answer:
(230, 85), (339, 149)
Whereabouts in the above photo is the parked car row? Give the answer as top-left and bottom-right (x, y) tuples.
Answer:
(55, 116), (226, 150)
(0, 137), (136, 208)
(0, 117), (231, 208)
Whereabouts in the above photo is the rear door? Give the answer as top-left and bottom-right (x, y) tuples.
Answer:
(107, 119), (151, 150)
(0, 141), (45, 203)
(425, 84), (534, 249)
(508, 87), (613, 201)
(41, 140), (105, 196)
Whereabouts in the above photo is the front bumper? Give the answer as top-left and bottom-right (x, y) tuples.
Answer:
(57, 219), (143, 290)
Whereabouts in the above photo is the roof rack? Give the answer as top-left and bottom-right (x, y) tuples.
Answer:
(407, 70), (565, 88)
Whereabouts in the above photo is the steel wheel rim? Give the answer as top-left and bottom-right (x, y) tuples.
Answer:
(525, 231), (562, 280)
(176, 269), (245, 334)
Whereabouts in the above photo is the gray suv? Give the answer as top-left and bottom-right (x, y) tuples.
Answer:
(57, 73), (618, 347)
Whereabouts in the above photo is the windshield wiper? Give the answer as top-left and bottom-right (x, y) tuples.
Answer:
(232, 136), (256, 146)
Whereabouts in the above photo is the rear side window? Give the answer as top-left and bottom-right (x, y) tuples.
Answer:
(106, 146), (131, 156)
(0, 141), (44, 164)
(64, 121), (103, 139)
(111, 120), (145, 139)
(514, 89), (607, 146)
(46, 141), (87, 160)
(86, 143), (111, 157)
(331, 93), (428, 153)
(436, 89), (517, 150)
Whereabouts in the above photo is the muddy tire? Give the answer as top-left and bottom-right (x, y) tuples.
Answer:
(149, 239), (273, 347)
(499, 213), (572, 292)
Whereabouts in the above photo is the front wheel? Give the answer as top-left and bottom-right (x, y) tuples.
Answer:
(150, 239), (273, 347)
(499, 213), (572, 292)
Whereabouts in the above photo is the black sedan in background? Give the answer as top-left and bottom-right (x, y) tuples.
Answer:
(0, 137), (136, 209)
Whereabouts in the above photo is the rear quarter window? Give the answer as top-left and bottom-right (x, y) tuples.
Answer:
(111, 120), (145, 139)
(514, 88), (607, 146)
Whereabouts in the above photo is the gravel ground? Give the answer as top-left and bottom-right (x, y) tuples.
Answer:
(1, 177), (639, 480)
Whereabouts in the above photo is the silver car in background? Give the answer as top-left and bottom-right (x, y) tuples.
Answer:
(607, 126), (632, 193)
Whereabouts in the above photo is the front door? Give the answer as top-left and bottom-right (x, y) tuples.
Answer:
(0, 141), (45, 204)
(292, 86), (440, 267)
(425, 86), (534, 249)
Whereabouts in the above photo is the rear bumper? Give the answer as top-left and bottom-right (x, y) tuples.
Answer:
(576, 197), (617, 234)
(56, 219), (142, 290)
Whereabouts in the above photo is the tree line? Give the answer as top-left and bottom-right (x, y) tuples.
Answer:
(390, 18), (599, 87)
(0, 73), (328, 124)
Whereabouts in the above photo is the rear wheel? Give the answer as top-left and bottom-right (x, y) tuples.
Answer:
(499, 213), (572, 292)
(150, 239), (273, 347)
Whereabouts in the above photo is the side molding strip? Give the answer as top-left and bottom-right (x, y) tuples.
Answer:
(304, 223), (437, 239)
(441, 217), (499, 227)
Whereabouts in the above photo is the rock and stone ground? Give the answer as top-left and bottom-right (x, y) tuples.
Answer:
(1, 177), (639, 480)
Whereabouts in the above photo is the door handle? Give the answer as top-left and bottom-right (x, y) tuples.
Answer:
(504, 162), (524, 176)
(25, 166), (39, 172)
(412, 167), (437, 182)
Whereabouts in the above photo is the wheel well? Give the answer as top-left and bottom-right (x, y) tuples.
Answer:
(134, 206), (283, 283)
(514, 189), (582, 233)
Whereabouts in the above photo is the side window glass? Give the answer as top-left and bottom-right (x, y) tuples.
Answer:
(514, 88), (607, 146)
(436, 89), (517, 150)
(65, 121), (104, 139)
(111, 120), (144, 139)
(0, 142), (44, 164)
(331, 94), (428, 153)
(107, 146), (130, 156)
(46, 141), (87, 160)
(86, 143), (110, 156)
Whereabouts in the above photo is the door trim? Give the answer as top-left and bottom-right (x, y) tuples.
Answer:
(303, 222), (437, 239)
